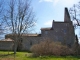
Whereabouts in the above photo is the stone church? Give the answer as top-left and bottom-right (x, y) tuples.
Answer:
(0, 8), (75, 51)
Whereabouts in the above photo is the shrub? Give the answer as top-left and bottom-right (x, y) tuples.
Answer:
(30, 40), (72, 56)
(72, 44), (80, 55)
(30, 40), (52, 56)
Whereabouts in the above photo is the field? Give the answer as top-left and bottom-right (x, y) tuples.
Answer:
(0, 51), (80, 60)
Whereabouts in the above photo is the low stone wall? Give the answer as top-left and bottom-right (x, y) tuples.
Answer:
(22, 36), (41, 51)
(0, 41), (14, 50)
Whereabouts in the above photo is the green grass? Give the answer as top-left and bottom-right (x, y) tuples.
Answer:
(0, 51), (80, 60)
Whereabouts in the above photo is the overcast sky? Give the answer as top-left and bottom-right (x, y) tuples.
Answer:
(31, 0), (80, 35)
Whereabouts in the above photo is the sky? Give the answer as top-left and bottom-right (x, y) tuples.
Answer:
(31, 0), (80, 35)
(0, 0), (80, 40)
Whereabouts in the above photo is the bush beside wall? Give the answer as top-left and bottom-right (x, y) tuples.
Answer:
(30, 40), (72, 56)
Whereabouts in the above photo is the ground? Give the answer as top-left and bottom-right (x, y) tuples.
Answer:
(0, 51), (80, 60)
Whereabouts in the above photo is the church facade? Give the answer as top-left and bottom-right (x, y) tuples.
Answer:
(1, 8), (76, 51)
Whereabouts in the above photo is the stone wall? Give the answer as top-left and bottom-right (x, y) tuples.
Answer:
(0, 41), (14, 50)
(21, 36), (41, 50)
(41, 22), (75, 47)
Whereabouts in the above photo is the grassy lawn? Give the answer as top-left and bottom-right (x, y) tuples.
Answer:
(0, 51), (80, 60)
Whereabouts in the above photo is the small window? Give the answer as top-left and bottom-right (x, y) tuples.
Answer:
(63, 29), (67, 34)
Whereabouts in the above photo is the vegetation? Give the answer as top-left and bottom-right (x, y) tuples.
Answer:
(1, 0), (36, 54)
(69, 1), (80, 28)
(0, 51), (80, 60)
(30, 40), (73, 56)
(69, 1), (80, 42)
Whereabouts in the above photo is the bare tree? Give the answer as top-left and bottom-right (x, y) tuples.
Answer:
(69, 2), (80, 28)
(3, 0), (36, 54)
(69, 1), (80, 48)
(0, 0), (4, 35)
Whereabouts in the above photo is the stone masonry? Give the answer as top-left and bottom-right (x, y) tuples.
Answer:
(0, 7), (75, 51)
(0, 38), (13, 50)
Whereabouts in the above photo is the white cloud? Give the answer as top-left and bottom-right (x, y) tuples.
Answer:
(39, 0), (53, 2)
(61, 0), (79, 7)
(54, 0), (59, 6)
(39, 0), (79, 7)
(33, 22), (37, 26)
(44, 0), (53, 2)
(39, 0), (59, 6)
(44, 20), (52, 26)
(73, 20), (77, 25)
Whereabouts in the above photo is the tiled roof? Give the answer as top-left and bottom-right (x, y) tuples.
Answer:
(22, 34), (41, 36)
(6, 34), (41, 37)
(0, 38), (14, 41)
